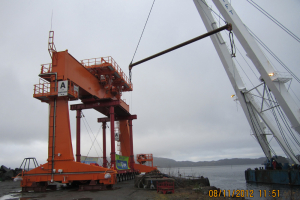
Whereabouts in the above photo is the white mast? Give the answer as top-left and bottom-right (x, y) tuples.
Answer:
(193, 0), (300, 164)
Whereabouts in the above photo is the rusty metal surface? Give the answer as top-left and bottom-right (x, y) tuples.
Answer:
(129, 23), (232, 69)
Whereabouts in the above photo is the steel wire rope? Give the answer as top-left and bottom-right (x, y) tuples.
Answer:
(268, 91), (300, 151)
(220, 35), (258, 92)
(81, 112), (105, 165)
(244, 94), (276, 154)
(199, 0), (230, 46)
(244, 94), (277, 156)
(277, 113), (300, 154)
(210, 7), (225, 26)
(50, 10), (53, 31)
(250, 104), (277, 156)
(246, 102), (277, 156)
(256, 42), (279, 72)
(266, 89), (291, 150)
(275, 118), (300, 155)
(200, 0), (279, 131)
(200, 0), (226, 23)
(265, 88), (295, 156)
(285, 80), (300, 111)
(275, 101), (300, 147)
(287, 82), (300, 110)
(251, 30), (300, 84)
(200, 0), (232, 45)
(268, 136), (274, 144)
(246, 0), (300, 43)
(249, 83), (291, 139)
(249, 30), (300, 83)
(246, 26), (300, 84)
(221, 31), (261, 91)
(81, 111), (103, 153)
(204, 1), (300, 117)
(233, 56), (254, 88)
(90, 122), (103, 151)
(247, 28), (300, 131)
(129, 0), (156, 82)
(229, 64), (267, 119)
(237, 83), (272, 124)
(235, 47), (259, 80)
(245, 81), (282, 125)
(250, 132), (259, 142)
(269, 95), (300, 156)
(209, 3), (233, 45)
(205, 0), (298, 158)
(290, 88), (300, 105)
(130, 90), (133, 113)
(81, 116), (100, 161)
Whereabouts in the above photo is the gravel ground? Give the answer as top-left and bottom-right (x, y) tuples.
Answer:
(0, 180), (157, 200)
(0, 181), (21, 198)
(0, 180), (246, 200)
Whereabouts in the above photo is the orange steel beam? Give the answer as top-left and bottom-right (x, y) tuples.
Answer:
(27, 48), (156, 192)
(52, 51), (113, 99)
(129, 120), (134, 169)
(109, 106), (116, 169)
(25, 50), (123, 191)
(97, 115), (137, 122)
(70, 100), (120, 110)
(76, 110), (81, 162)
(102, 122), (107, 168)
(97, 116), (137, 171)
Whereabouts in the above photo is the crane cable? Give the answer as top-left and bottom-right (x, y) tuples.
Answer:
(82, 112), (103, 152)
(129, 0), (156, 83)
(265, 89), (296, 156)
(200, 0), (226, 23)
(245, 101), (277, 157)
(81, 111), (103, 163)
(246, 26), (300, 84)
(246, 0), (300, 43)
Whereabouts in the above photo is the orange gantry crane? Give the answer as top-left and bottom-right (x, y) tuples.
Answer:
(21, 31), (156, 191)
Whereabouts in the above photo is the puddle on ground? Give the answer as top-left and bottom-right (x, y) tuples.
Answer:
(0, 193), (47, 200)
(0, 194), (19, 200)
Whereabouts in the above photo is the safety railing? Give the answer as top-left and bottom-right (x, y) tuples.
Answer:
(80, 56), (132, 88)
(40, 63), (52, 74)
(269, 71), (292, 83)
(33, 78), (51, 96)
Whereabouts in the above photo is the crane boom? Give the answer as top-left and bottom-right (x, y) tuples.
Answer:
(194, 0), (299, 164)
(212, 0), (300, 135)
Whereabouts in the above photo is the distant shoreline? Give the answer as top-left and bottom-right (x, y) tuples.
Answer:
(153, 156), (289, 168)
(157, 163), (263, 168)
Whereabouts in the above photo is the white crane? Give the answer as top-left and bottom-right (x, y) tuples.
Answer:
(193, 0), (300, 164)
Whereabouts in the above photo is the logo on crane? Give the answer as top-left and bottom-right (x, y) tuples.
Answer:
(58, 80), (68, 96)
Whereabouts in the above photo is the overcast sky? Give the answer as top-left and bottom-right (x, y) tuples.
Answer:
(1, 0), (300, 168)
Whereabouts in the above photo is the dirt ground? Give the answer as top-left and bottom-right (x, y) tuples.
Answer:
(0, 180), (246, 200)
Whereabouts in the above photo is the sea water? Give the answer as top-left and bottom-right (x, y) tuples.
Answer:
(159, 164), (300, 200)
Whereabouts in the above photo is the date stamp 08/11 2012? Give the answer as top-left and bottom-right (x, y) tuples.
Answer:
(209, 189), (280, 198)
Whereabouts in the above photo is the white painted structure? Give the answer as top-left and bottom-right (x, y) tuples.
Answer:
(194, 0), (300, 164)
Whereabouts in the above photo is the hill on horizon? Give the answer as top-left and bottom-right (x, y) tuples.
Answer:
(153, 156), (289, 168)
